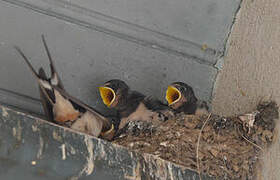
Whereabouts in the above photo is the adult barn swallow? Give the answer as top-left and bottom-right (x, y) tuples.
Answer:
(99, 79), (173, 130)
(14, 35), (114, 140)
(165, 82), (209, 115)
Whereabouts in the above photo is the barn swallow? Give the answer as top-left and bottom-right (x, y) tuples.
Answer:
(99, 79), (173, 131)
(14, 35), (115, 140)
(165, 82), (209, 115)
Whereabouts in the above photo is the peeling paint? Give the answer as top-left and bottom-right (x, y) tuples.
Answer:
(52, 131), (62, 142)
(143, 154), (157, 178)
(125, 161), (141, 180)
(214, 57), (224, 70)
(98, 140), (106, 159)
(2, 107), (8, 118)
(16, 121), (22, 141)
(37, 136), (44, 159)
(12, 121), (22, 141)
(155, 159), (168, 179)
(70, 136), (95, 179)
(142, 154), (172, 179)
(60, 144), (66, 160)
(82, 136), (94, 175)
(168, 163), (174, 180)
(32, 125), (38, 132)
(69, 144), (76, 155)
(12, 127), (16, 137)
(0, 104), (211, 179)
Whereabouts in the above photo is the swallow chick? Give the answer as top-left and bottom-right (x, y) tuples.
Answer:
(15, 35), (115, 140)
(165, 82), (209, 115)
(99, 79), (173, 133)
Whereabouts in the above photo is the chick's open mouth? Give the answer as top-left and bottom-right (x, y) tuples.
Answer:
(99, 87), (116, 107)
(165, 86), (181, 105)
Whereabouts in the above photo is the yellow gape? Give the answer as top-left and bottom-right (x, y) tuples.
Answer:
(99, 87), (116, 107)
(100, 124), (115, 136)
(165, 86), (181, 105)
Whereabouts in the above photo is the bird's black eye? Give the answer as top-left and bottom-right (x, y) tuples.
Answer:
(179, 86), (185, 92)
(110, 83), (118, 92)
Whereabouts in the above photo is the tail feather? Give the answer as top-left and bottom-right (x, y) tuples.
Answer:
(41, 34), (64, 89)
(39, 86), (54, 122)
(15, 46), (56, 121)
(14, 46), (39, 79)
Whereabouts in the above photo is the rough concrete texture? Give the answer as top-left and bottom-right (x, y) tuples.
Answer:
(212, 0), (280, 179)
(0, 105), (212, 180)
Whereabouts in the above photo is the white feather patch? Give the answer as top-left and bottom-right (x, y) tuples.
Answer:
(39, 80), (52, 90)
(51, 73), (59, 86)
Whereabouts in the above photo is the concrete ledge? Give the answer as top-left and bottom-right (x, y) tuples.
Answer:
(0, 104), (212, 180)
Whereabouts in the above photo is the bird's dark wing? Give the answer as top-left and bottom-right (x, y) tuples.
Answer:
(143, 96), (169, 111)
(38, 68), (54, 122)
(14, 46), (56, 122)
(143, 96), (175, 122)
(196, 100), (209, 111)
(118, 90), (145, 118)
(129, 91), (146, 102)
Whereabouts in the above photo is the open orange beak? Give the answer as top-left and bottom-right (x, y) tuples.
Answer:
(165, 85), (181, 105)
(99, 86), (116, 107)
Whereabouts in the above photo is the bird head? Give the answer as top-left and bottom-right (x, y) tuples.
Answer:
(165, 82), (197, 110)
(99, 79), (129, 108)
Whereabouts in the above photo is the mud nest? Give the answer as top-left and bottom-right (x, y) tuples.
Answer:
(113, 102), (279, 179)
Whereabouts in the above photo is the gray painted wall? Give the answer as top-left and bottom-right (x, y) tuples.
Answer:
(0, 0), (240, 115)
(0, 0), (242, 179)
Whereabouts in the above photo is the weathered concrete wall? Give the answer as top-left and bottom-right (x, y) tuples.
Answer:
(212, 0), (280, 179)
(0, 104), (212, 180)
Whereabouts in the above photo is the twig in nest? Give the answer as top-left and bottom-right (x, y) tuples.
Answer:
(196, 113), (211, 180)
(236, 125), (264, 152)
(241, 134), (264, 152)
